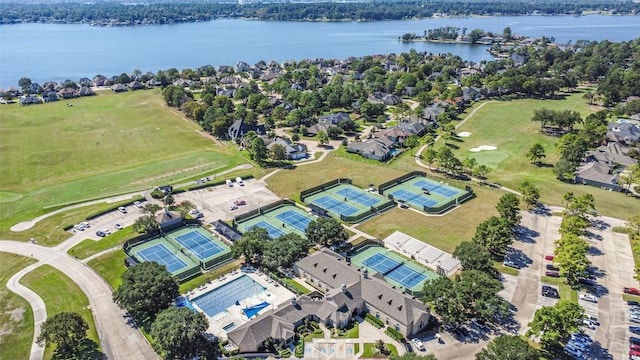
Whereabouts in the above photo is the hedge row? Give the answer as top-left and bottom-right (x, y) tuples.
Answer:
(85, 195), (145, 220)
(385, 327), (404, 342)
(365, 313), (384, 329)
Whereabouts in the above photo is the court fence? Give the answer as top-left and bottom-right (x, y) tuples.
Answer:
(232, 199), (297, 227)
(378, 171), (426, 195)
(299, 178), (352, 203)
(340, 199), (396, 224)
(421, 185), (475, 214)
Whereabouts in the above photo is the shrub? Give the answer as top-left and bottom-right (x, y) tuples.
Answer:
(385, 327), (404, 342)
(365, 313), (384, 329)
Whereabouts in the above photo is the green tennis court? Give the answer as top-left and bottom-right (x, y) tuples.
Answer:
(235, 204), (314, 239)
(303, 183), (393, 220)
(350, 245), (438, 292)
(382, 175), (470, 212)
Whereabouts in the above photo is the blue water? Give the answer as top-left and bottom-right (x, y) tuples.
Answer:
(242, 301), (270, 319)
(192, 275), (266, 317)
(2, 15), (639, 88)
(175, 296), (197, 312)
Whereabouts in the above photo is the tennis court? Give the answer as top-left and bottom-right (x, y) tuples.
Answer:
(350, 245), (438, 292)
(136, 243), (189, 273)
(252, 221), (287, 239)
(413, 179), (461, 197)
(174, 230), (225, 261)
(390, 189), (438, 207)
(311, 196), (359, 216)
(275, 210), (312, 233)
(235, 204), (314, 239)
(335, 188), (381, 207)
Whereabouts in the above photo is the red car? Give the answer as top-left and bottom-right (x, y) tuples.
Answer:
(631, 350), (640, 357)
(234, 200), (247, 206)
(625, 287), (640, 295)
(545, 271), (560, 277)
(630, 344), (640, 351)
(544, 255), (554, 261)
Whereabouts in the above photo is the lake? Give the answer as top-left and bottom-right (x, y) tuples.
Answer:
(1, 15), (639, 88)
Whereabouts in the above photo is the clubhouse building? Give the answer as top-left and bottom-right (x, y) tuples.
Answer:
(227, 249), (431, 353)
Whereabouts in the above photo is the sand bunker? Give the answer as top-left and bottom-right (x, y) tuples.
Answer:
(457, 132), (472, 137)
(470, 145), (497, 152)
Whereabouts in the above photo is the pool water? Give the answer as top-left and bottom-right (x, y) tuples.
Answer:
(242, 301), (270, 319)
(192, 275), (266, 317)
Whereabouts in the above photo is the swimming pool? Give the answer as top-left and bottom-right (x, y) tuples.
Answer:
(191, 275), (266, 317)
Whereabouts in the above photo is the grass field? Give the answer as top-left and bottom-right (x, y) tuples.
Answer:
(68, 226), (136, 259)
(21, 265), (100, 359)
(0, 253), (37, 360)
(442, 92), (638, 219)
(0, 89), (247, 239)
(87, 251), (128, 290)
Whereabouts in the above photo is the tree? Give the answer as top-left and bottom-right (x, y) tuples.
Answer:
(132, 215), (160, 234)
(436, 147), (462, 174)
(620, 164), (640, 191)
(526, 301), (585, 348)
(526, 143), (546, 165)
(452, 241), (499, 278)
(564, 193), (596, 220)
(18, 77), (32, 94)
(163, 193), (175, 208)
(248, 136), (268, 165)
(231, 226), (269, 264)
(37, 312), (89, 357)
(423, 148), (438, 168)
(305, 217), (348, 246)
(472, 216), (514, 256)
(316, 131), (329, 146)
(554, 233), (591, 283)
(176, 200), (196, 217)
(391, 353), (437, 360)
(113, 262), (179, 321)
(518, 181), (540, 209)
(472, 164), (492, 179)
(270, 143), (287, 161)
(142, 203), (162, 216)
(150, 307), (214, 360)
(476, 335), (539, 360)
(496, 193), (521, 228)
(404, 134), (419, 149)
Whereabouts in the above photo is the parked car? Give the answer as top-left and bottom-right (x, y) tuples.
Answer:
(630, 326), (640, 335)
(630, 344), (640, 351)
(584, 316), (598, 326)
(411, 338), (425, 351)
(101, 229), (111, 235)
(579, 294), (598, 303)
(234, 200), (247, 206)
(631, 336), (640, 344)
(114, 223), (123, 230)
(194, 212), (204, 219)
(134, 200), (143, 208)
(503, 260), (519, 269)
(230, 205), (238, 210)
(542, 286), (559, 298)
(544, 255), (555, 261)
(74, 224), (85, 231)
(80, 221), (90, 228)
(630, 315), (640, 324)
(545, 271), (560, 277)
(632, 350), (640, 357)
(546, 264), (559, 271)
(626, 287), (640, 295)
(96, 231), (106, 237)
(582, 319), (596, 330)
(629, 300), (640, 306)
(578, 277), (596, 286)
(118, 206), (127, 214)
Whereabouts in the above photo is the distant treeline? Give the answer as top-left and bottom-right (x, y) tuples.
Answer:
(1, 1), (639, 25)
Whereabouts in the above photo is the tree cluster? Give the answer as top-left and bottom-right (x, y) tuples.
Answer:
(470, 193), (521, 257)
(231, 226), (312, 272)
(526, 300), (585, 349)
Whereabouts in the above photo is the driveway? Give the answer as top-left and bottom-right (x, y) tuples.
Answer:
(0, 241), (158, 360)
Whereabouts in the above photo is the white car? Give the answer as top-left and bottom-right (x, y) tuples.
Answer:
(134, 200), (142, 208)
(118, 206), (127, 214)
(411, 338), (425, 351)
(80, 221), (90, 228)
(74, 224), (85, 231)
(579, 293), (597, 303)
(101, 228), (111, 235)
(114, 223), (123, 230)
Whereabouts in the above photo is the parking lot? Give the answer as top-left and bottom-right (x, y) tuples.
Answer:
(67, 203), (144, 241)
(508, 205), (634, 359)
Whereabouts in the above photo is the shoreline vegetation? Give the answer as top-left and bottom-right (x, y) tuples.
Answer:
(0, 1), (638, 27)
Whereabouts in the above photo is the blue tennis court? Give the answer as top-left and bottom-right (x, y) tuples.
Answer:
(385, 264), (428, 289)
(252, 221), (286, 239)
(391, 189), (438, 207)
(335, 188), (381, 207)
(311, 196), (359, 216)
(275, 210), (312, 233)
(414, 179), (460, 197)
(174, 231), (225, 260)
(136, 243), (188, 273)
(362, 253), (402, 274)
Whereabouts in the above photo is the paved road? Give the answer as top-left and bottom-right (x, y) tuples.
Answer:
(0, 241), (158, 360)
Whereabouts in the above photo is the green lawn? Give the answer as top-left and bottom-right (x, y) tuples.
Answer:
(360, 342), (398, 358)
(87, 251), (128, 290)
(68, 226), (136, 260)
(20, 265), (100, 359)
(0, 253), (37, 360)
(442, 93), (638, 219)
(0, 89), (247, 239)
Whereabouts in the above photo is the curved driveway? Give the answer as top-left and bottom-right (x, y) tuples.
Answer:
(0, 241), (158, 360)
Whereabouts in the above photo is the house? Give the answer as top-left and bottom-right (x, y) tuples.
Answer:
(155, 210), (183, 230)
(319, 112), (350, 125)
(19, 95), (42, 105)
(217, 65), (234, 74)
(374, 127), (412, 146)
(78, 86), (95, 97)
(423, 105), (445, 122)
(306, 122), (336, 137)
(43, 91), (58, 102)
(110, 84), (128, 93)
(227, 119), (266, 142)
(607, 122), (640, 145)
(227, 249), (431, 353)
(58, 87), (77, 99)
(93, 75), (110, 87)
(397, 122), (426, 136)
(127, 80), (145, 90)
(368, 92), (401, 106)
(573, 142), (637, 191)
(266, 137), (307, 160)
(346, 138), (394, 161)
(236, 61), (251, 73)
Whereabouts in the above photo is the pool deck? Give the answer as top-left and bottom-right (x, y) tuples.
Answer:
(183, 268), (296, 339)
